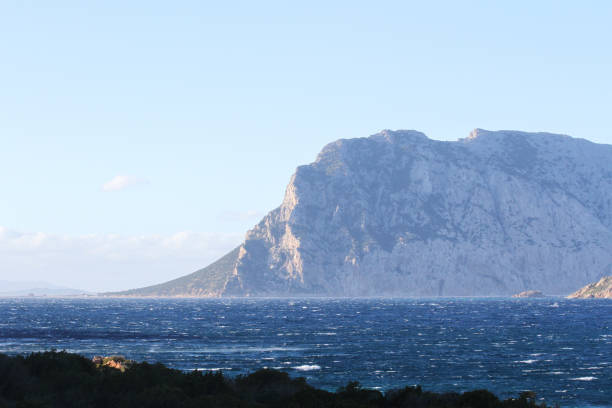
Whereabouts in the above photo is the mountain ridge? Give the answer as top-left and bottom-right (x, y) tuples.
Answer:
(111, 129), (612, 297)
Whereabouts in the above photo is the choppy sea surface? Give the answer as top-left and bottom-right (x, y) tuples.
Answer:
(0, 297), (610, 407)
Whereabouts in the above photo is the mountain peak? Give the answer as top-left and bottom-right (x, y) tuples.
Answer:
(467, 128), (486, 140)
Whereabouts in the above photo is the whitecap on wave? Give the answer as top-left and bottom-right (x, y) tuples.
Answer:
(293, 364), (321, 371)
(192, 367), (232, 372)
(570, 376), (597, 381)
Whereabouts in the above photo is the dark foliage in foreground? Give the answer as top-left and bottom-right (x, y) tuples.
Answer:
(0, 351), (554, 408)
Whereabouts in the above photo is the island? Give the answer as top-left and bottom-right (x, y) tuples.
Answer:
(109, 129), (612, 299)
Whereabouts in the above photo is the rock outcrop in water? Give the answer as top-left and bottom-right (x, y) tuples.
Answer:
(512, 290), (545, 298)
(567, 276), (612, 299)
(112, 129), (612, 297)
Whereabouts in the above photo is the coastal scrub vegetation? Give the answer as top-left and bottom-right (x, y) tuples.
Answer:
(0, 351), (555, 408)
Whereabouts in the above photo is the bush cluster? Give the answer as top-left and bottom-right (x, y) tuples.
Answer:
(0, 351), (554, 407)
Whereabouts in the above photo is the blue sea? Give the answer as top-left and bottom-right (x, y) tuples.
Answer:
(0, 297), (610, 407)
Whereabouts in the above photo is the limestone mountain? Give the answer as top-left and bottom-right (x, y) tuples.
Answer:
(112, 129), (612, 297)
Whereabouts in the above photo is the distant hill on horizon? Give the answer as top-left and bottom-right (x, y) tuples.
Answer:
(0, 280), (90, 297)
(109, 129), (612, 298)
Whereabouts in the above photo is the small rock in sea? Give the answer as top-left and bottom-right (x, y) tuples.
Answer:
(512, 290), (545, 298)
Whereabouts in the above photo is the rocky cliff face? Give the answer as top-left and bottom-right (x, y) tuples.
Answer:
(118, 129), (612, 297)
(224, 129), (612, 297)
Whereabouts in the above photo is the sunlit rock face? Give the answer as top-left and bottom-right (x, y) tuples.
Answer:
(225, 129), (612, 296)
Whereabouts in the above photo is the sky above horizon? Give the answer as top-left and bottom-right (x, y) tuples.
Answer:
(1, 1), (611, 291)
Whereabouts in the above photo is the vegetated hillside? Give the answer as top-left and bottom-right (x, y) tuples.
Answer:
(567, 276), (612, 298)
(0, 351), (553, 408)
(116, 129), (612, 297)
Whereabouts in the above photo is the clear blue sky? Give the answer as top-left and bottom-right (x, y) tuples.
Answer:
(1, 1), (611, 291)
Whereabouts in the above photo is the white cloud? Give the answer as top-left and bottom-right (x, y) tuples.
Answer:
(102, 175), (148, 192)
(0, 226), (243, 292)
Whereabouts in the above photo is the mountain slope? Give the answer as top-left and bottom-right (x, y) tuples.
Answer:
(117, 129), (612, 297)
(107, 247), (240, 297)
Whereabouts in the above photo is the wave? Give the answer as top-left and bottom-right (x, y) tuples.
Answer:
(293, 364), (321, 371)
